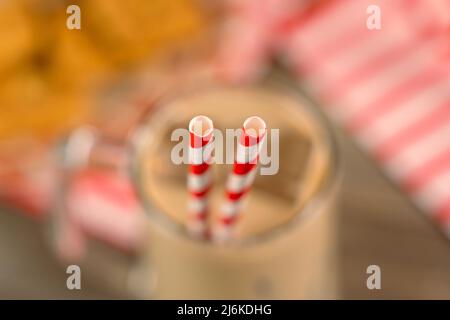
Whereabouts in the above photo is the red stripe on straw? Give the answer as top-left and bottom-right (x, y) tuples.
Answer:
(190, 211), (208, 221)
(220, 215), (239, 226)
(226, 188), (250, 201)
(190, 162), (210, 175)
(189, 185), (212, 198)
(233, 162), (257, 175)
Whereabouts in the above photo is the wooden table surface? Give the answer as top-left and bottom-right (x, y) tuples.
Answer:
(1, 129), (450, 299)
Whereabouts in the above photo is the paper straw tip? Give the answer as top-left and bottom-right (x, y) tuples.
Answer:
(189, 115), (214, 138)
(243, 116), (267, 138)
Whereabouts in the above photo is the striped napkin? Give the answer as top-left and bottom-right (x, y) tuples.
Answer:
(219, 0), (450, 236)
(57, 168), (143, 261)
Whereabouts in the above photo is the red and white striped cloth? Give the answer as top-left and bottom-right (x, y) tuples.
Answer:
(214, 116), (267, 242)
(57, 168), (144, 261)
(188, 116), (214, 238)
(218, 0), (450, 236)
(0, 142), (56, 219)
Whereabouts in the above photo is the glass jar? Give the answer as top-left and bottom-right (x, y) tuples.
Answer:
(130, 75), (342, 299)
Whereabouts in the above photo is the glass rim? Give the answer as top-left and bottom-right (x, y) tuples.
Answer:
(129, 74), (343, 247)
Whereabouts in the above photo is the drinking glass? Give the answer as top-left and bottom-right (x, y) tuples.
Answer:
(131, 75), (342, 299)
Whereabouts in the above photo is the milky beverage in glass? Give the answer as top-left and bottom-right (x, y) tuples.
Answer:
(132, 82), (340, 299)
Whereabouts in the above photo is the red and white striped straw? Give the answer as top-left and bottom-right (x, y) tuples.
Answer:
(214, 116), (267, 242)
(187, 115), (214, 238)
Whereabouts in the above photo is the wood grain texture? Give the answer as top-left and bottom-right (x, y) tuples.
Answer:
(337, 129), (450, 299)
